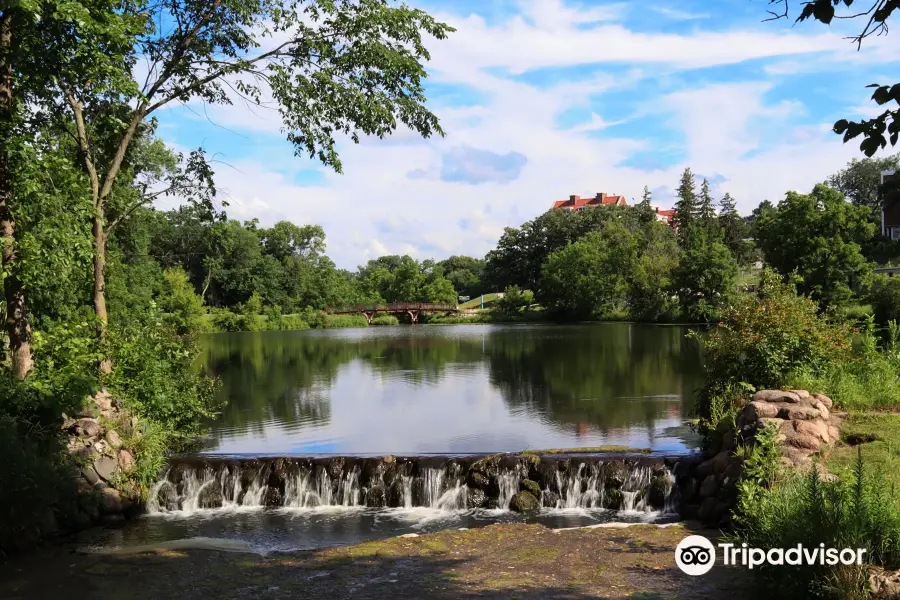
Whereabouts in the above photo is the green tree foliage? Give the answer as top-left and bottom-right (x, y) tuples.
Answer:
(868, 274), (900, 325)
(158, 268), (206, 335)
(718, 192), (751, 265)
(671, 226), (738, 322)
(357, 255), (458, 304)
(673, 168), (698, 240)
(697, 178), (720, 239)
(763, 0), (900, 156)
(755, 184), (875, 309)
(628, 220), (680, 321)
(827, 153), (900, 216)
(636, 185), (656, 224)
(496, 285), (533, 316)
(438, 255), (486, 298)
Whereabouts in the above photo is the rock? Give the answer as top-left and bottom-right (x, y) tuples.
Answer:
(466, 487), (487, 509)
(696, 457), (717, 479)
(756, 417), (786, 432)
(603, 488), (623, 510)
(777, 405), (822, 421)
(781, 446), (814, 465)
(754, 390), (801, 404)
(106, 430), (122, 449)
(723, 462), (743, 482)
(786, 432), (821, 452)
(71, 418), (101, 438)
(100, 487), (123, 514)
(75, 403), (101, 419)
(519, 478), (542, 498)
(101, 514), (125, 526)
(155, 485), (179, 512)
(699, 474), (718, 498)
(600, 461), (628, 488)
(93, 390), (115, 413)
(93, 456), (118, 481)
(813, 401), (830, 420)
(647, 475), (670, 508)
(788, 390), (811, 400)
(712, 451), (731, 474)
(366, 485), (387, 508)
(540, 490), (560, 509)
(743, 401), (780, 421)
(117, 449), (134, 472)
(813, 393), (834, 410)
(827, 425), (841, 443)
(680, 502), (700, 520)
(382, 454), (395, 464)
(262, 487), (281, 508)
(698, 497), (718, 523)
(869, 567), (900, 599)
(672, 454), (703, 478)
(81, 466), (100, 486)
(508, 490), (540, 514)
(679, 477), (699, 504)
(466, 471), (490, 489)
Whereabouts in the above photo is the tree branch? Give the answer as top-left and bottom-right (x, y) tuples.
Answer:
(66, 92), (100, 204)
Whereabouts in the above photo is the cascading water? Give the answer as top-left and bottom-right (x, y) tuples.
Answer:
(147, 455), (679, 517)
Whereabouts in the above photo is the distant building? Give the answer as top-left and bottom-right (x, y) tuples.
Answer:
(653, 206), (676, 227)
(882, 170), (900, 240)
(552, 192), (627, 212)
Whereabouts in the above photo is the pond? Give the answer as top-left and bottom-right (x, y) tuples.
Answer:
(197, 323), (705, 456)
(90, 323), (706, 553)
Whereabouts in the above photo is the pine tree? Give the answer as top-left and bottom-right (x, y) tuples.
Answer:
(698, 179), (720, 239)
(640, 186), (652, 207)
(718, 192), (748, 264)
(673, 168), (697, 242)
(637, 185), (655, 223)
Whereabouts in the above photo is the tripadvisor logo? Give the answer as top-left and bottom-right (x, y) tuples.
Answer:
(675, 535), (868, 576)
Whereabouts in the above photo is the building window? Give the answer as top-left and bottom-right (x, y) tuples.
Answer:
(577, 206), (585, 212)
(891, 227), (900, 240)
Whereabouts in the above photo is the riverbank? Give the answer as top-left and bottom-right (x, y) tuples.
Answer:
(0, 522), (749, 600)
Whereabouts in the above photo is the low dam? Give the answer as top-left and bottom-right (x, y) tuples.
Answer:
(147, 453), (680, 516)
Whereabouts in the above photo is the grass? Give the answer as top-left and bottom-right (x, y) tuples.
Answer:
(823, 412), (900, 491)
(459, 293), (501, 309)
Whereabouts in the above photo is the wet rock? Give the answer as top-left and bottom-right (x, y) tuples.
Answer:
(156, 485), (179, 512)
(262, 487), (281, 508)
(540, 490), (560, 509)
(93, 456), (118, 481)
(366, 485), (387, 508)
(600, 461), (628, 488)
(466, 471), (489, 489)
(647, 475), (670, 508)
(672, 454), (703, 478)
(71, 418), (101, 438)
(519, 479), (542, 498)
(327, 457), (345, 480)
(678, 477), (699, 504)
(508, 490), (540, 514)
(466, 488), (487, 509)
(100, 488), (123, 514)
(106, 430), (122, 449)
(603, 488), (623, 510)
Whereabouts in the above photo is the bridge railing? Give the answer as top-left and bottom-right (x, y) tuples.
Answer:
(325, 302), (458, 314)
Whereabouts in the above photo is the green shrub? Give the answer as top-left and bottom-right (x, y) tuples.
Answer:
(325, 313), (369, 328)
(372, 314), (399, 326)
(279, 314), (310, 330)
(691, 268), (854, 439)
(868, 275), (900, 326)
(496, 285), (533, 316)
(732, 448), (900, 599)
(158, 268), (207, 335)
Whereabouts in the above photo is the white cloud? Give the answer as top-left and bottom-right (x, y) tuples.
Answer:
(651, 6), (711, 21)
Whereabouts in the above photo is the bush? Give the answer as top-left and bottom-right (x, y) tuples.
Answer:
(325, 313), (369, 328)
(732, 448), (900, 599)
(868, 275), (900, 326)
(372, 315), (399, 326)
(158, 267), (207, 335)
(496, 285), (533, 316)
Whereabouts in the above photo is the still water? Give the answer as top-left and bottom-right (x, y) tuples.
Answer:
(90, 323), (705, 553)
(198, 323), (704, 456)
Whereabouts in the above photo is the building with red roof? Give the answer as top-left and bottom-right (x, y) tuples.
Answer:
(654, 207), (676, 228)
(551, 193), (627, 212)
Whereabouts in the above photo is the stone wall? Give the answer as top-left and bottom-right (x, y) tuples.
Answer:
(673, 389), (840, 527)
(61, 390), (143, 531)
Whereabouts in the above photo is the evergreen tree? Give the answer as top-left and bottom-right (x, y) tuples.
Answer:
(673, 168), (698, 242)
(718, 192), (749, 264)
(637, 185), (655, 224)
(698, 179), (720, 239)
(640, 186), (653, 207)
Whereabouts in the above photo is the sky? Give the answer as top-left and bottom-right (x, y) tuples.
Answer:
(153, 0), (900, 270)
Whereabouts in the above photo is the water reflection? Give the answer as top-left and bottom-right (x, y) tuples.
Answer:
(199, 324), (704, 455)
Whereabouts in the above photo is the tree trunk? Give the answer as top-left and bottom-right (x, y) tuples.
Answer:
(92, 211), (111, 374)
(0, 10), (32, 379)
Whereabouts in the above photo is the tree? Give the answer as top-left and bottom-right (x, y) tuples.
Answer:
(718, 193), (750, 265)
(496, 285), (533, 315)
(438, 255), (485, 298)
(26, 0), (453, 368)
(673, 168), (698, 241)
(637, 185), (656, 224)
(627, 220), (679, 321)
(158, 267), (206, 335)
(539, 224), (639, 317)
(763, 0), (900, 156)
(754, 184), (875, 309)
(828, 154), (900, 216)
(671, 227), (738, 322)
(698, 179), (719, 238)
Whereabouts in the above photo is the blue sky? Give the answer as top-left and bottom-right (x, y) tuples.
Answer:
(154, 0), (900, 269)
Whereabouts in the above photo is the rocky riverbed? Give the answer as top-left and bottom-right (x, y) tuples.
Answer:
(0, 522), (749, 600)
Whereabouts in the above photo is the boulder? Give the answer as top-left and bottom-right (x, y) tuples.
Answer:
(81, 466), (100, 486)
(647, 475), (670, 508)
(813, 393), (834, 410)
(777, 405), (822, 421)
(813, 401), (830, 420)
(540, 490), (560, 509)
(508, 490), (540, 514)
(781, 446), (814, 465)
(93, 456), (119, 481)
(869, 567), (900, 599)
(827, 425), (842, 443)
(366, 485), (387, 508)
(99, 488), (123, 514)
(71, 418), (102, 439)
(92, 390), (115, 414)
(155, 485), (179, 512)
(786, 432), (821, 452)
(262, 487), (281, 508)
(105, 430), (122, 449)
(466, 488), (487, 509)
(696, 457), (717, 479)
(466, 471), (490, 489)
(519, 479), (542, 498)
(117, 450), (134, 472)
(698, 497), (718, 522)
(754, 390), (801, 404)
(794, 419), (830, 443)
(723, 462), (743, 483)
(712, 451), (731, 475)
(602, 488), (623, 510)
(743, 401), (780, 421)
(699, 474), (718, 498)
(600, 461), (628, 488)
(788, 390), (811, 400)
(679, 477), (699, 504)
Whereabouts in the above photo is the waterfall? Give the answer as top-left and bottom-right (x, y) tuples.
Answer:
(146, 455), (677, 517)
